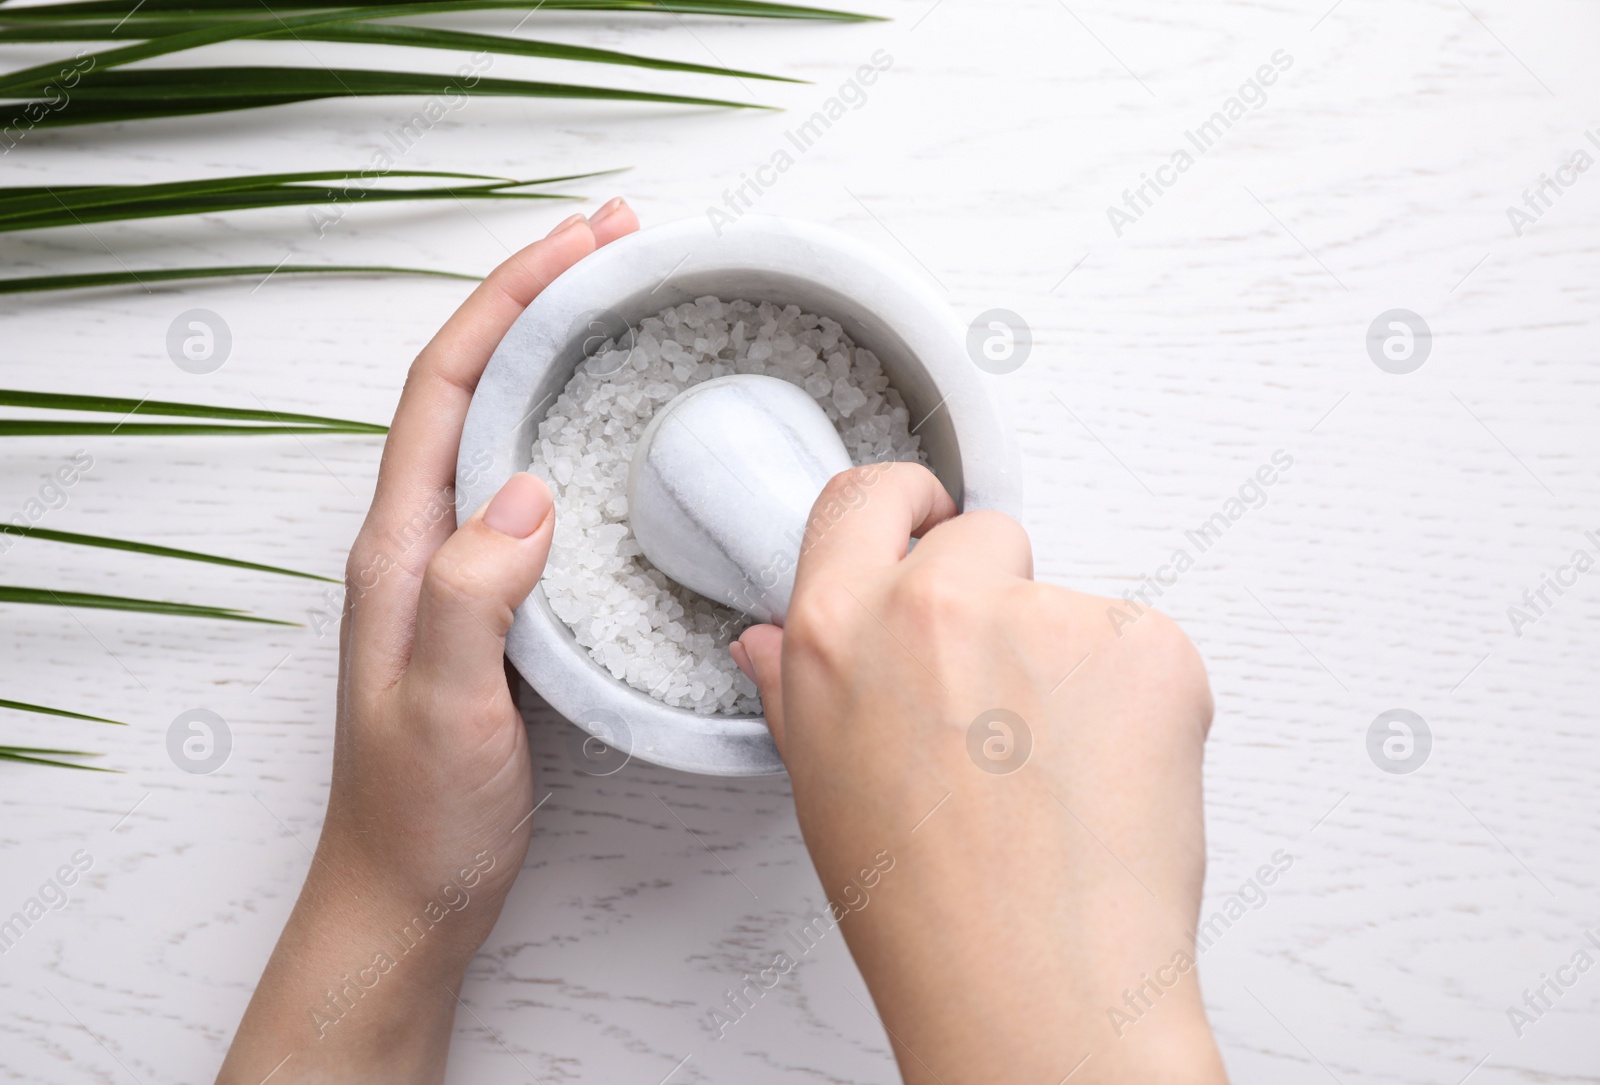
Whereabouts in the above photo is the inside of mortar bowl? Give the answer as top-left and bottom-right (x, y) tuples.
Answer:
(522, 274), (965, 515)
(516, 274), (965, 718)
(460, 215), (1014, 775)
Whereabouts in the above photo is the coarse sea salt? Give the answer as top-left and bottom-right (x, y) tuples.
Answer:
(528, 297), (928, 716)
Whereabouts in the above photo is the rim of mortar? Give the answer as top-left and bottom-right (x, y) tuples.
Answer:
(456, 214), (1022, 777)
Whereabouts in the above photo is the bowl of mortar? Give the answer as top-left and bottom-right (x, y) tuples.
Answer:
(456, 214), (1021, 777)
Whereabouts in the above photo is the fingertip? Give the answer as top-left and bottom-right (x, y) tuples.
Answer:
(737, 624), (786, 752)
(588, 196), (639, 246)
(729, 638), (756, 682)
(737, 625), (783, 685)
(545, 212), (587, 238)
(483, 472), (554, 539)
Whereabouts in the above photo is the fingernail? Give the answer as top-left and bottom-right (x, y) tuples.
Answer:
(546, 213), (585, 238)
(484, 473), (553, 538)
(729, 639), (756, 682)
(589, 197), (627, 227)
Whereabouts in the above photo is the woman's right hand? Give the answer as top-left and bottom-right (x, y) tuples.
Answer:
(734, 463), (1228, 1085)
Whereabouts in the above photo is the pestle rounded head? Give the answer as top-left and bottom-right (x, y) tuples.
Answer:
(627, 374), (854, 625)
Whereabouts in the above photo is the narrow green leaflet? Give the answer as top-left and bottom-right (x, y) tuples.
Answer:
(0, 585), (296, 624)
(0, 21), (804, 85)
(0, 698), (125, 725)
(0, 174), (584, 232)
(0, 0), (856, 97)
(0, 525), (336, 582)
(0, 168), (558, 223)
(0, 2), (525, 95)
(0, 389), (386, 430)
(0, 748), (117, 771)
(0, 422), (381, 435)
(0, 264), (480, 294)
(0, 0), (878, 23)
(2, 68), (762, 131)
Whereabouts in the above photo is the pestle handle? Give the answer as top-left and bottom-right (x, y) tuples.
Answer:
(627, 374), (854, 625)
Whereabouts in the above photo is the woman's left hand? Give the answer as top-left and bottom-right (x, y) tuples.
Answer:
(219, 198), (639, 1085)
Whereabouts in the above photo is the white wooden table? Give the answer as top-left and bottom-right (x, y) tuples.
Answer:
(3, 0), (1598, 1080)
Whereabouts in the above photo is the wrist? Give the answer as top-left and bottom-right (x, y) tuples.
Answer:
(217, 858), (488, 1084)
(309, 822), (518, 969)
(295, 859), (485, 993)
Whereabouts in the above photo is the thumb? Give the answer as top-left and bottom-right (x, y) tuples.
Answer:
(734, 624), (786, 757)
(407, 472), (555, 701)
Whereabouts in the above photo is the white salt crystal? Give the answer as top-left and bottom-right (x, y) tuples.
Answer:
(529, 297), (927, 716)
(832, 384), (868, 418)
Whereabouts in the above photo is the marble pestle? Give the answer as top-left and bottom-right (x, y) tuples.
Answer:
(627, 374), (854, 626)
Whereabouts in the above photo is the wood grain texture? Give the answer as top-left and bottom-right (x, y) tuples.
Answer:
(2, 0), (1598, 1080)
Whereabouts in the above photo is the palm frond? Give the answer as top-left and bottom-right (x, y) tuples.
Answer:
(0, 0), (829, 98)
(0, 421), (387, 435)
(0, 171), (593, 231)
(0, 585), (296, 624)
(0, 0), (879, 23)
(0, 525), (336, 581)
(2, 69), (765, 131)
(0, 748), (118, 771)
(0, 168), (542, 217)
(0, 389), (386, 430)
(0, 698), (125, 725)
(0, 21), (806, 85)
(0, 264), (480, 294)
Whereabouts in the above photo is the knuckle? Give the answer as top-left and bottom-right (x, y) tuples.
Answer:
(1010, 582), (1098, 666)
(1017, 586), (1213, 737)
(813, 464), (880, 517)
(785, 581), (858, 660)
(1120, 610), (1214, 728)
(422, 548), (488, 608)
(889, 559), (970, 625)
(343, 537), (388, 592)
(959, 508), (1030, 547)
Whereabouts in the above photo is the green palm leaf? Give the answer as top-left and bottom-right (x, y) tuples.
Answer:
(0, 168), (563, 219)
(0, 702), (125, 771)
(0, 21), (805, 85)
(0, 698), (125, 725)
(0, 745), (106, 755)
(0, 172), (590, 231)
(0, 389), (386, 430)
(0, 748), (117, 771)
(0, 0), (828, 98)
(0, 264), (480, 294)
(2, 68), (763, 131)
(0, 585), (295, 624)
(0, 422), (386, 435)
(0, 0), (878, 23)
(0, 525), (336, 581)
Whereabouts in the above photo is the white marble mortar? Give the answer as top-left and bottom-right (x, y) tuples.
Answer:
(456, 215), (1021, 777)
